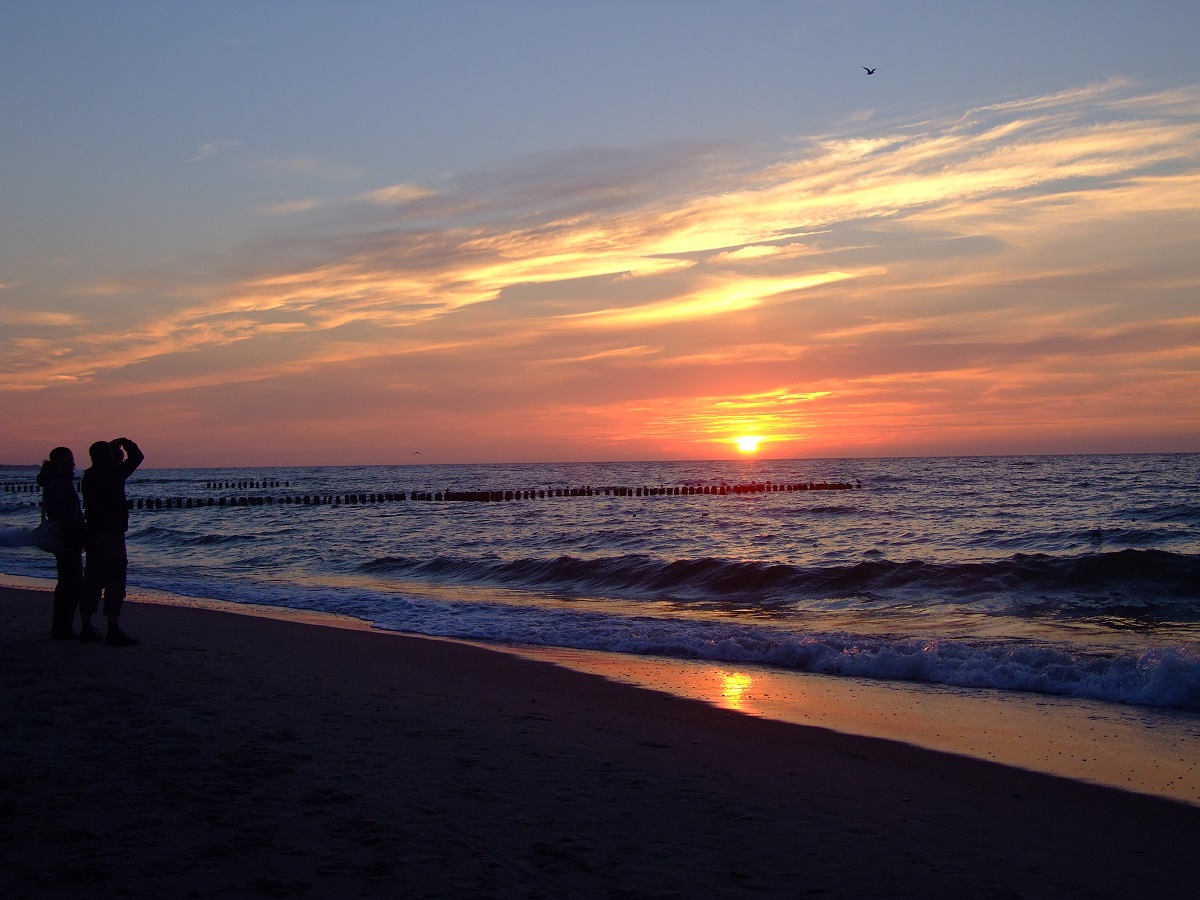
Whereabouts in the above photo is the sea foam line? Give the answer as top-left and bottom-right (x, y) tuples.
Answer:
(360, 596), (1200, 712)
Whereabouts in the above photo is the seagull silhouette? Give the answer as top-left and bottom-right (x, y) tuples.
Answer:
(863, 66), (877, 75)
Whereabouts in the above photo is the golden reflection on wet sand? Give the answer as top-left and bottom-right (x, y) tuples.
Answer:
(508, 645), (1200, 808)
(720, 671), (753, 709)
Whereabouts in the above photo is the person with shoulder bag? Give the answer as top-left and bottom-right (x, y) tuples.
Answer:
(36, 447), (89, 640)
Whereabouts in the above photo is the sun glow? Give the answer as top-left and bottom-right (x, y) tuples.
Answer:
(735, 436), (760, 453)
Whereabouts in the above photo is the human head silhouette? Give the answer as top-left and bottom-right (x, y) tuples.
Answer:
(89, 440), (115, 466)
(46, 446), (75, 473)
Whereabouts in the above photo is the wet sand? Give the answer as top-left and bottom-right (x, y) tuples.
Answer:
(511, 645), (1200, 806)
(3, 584), (1198, 898)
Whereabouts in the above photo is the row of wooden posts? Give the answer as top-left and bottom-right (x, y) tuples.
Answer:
(2, 482), (46, 493)
(7, 480), (859, 509)
(131, 481), (859, 508)
(2, 479), (288, 493)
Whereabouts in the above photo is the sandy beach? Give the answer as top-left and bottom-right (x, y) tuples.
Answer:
(3, 584), (1199, 899)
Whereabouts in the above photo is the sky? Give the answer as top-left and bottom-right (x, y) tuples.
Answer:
(2, 0), (1198, 466)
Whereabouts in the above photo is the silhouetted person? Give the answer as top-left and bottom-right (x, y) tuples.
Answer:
(81, 437), (144, 646)
(37, 446), (88, 640)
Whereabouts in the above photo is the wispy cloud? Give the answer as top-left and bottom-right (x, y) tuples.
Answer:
(358, 183), (438, 206)
(4, 82), (1198, 460)
(189, 140), (240, 162)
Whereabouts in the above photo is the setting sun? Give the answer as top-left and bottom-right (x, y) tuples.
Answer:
(735, 436), (760, 453)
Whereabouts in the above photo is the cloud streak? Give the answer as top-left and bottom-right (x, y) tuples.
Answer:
(189, 140), (240, 162)
(2, 82), (1198, 463)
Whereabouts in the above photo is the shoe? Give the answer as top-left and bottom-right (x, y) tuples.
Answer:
(51, 629), (78, 640)
(105, 629), (139, 647)
(78, 628), (104, 643)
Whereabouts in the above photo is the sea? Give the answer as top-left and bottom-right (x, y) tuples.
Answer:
(4, 453), (1199, 800)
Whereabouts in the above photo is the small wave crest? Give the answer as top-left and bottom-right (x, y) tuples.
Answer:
(364, 597), (1200, 711)
(129, 525), (266, 547)
(0, 525), (37, 548)
(361, 549), (1200, 621)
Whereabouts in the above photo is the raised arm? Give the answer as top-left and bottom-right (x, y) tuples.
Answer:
(115, 437), (145, 478)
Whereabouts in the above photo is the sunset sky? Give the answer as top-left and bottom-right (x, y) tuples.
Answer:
(2, 1), (1198, 466)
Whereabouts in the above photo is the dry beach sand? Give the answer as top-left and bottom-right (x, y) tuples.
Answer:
(2, 584), (1198, 899)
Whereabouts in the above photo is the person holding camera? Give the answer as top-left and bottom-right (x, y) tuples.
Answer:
(80, 437), (145, 646)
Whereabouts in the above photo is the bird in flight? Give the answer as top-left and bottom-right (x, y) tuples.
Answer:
(862, 66), (877, 75)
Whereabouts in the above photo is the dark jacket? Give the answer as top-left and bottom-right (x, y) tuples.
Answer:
(82, 442), (144, 535)
(37, 464), (86, 551)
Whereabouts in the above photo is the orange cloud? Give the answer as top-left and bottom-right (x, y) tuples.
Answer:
(2, 82), (1198, 463)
